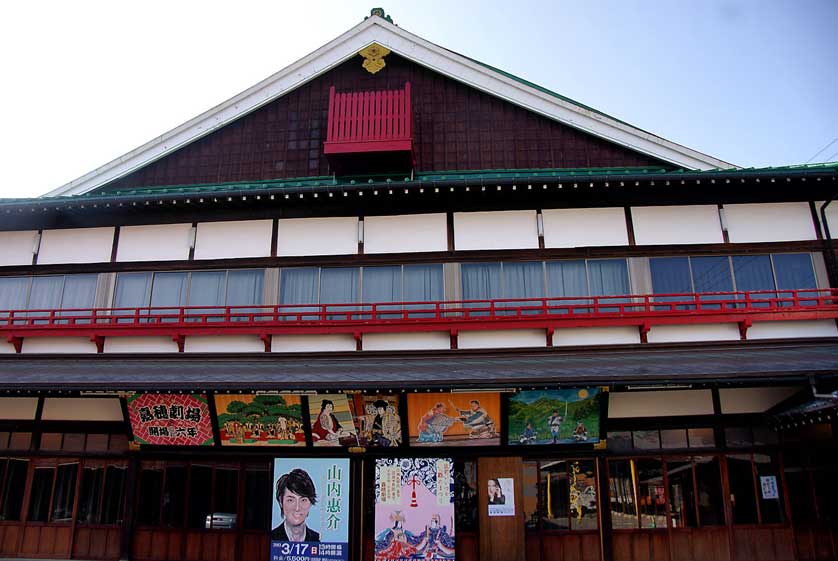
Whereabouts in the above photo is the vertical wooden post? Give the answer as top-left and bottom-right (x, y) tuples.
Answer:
(120, 454), (139, 561)
(477, 456), (524, 561)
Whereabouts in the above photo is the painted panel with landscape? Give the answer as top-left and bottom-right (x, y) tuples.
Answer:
(508, 388), (601, 445)
(215, 394), (306, 446)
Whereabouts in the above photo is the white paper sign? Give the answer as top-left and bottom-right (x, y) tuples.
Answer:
(488, 477), (516, 517)
(760, 475), (779, 499)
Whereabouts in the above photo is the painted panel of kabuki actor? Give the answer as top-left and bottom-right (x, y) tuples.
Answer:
(407, 392), (501, 447)
(307, 393), (359, 447)
(348, 394), (402, 447)
(508, 388), (601, 446)
(375, 458), (455, 560)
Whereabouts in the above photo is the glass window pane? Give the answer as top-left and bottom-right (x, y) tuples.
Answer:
(320, 268), (359, 319)
(40, 433), (63, 450)
(725, 427), (753, 448)
(212, 468), (238, 528)
(522, 461), (540, 531)
(188, 465), (213, 529)
(101, 466), (127, 525)
(661, 429), (688, 449)
(502, 262), (544, 299)
(772, 253), (816, 290)
(650, 257), (692, 294)
(85, 434), (109, 452)
(150, 272), (188, 316)
(587, 259), (630, 296)
(27, 467), (54, 522)
(728, 454), (758, 524)
(695, 456), (725, 526)
(28, 276), (64, 311)
(454, 460), (478, 532)
(403, 264), (444, 302)
(637, 459), (666, 529)
(540, 460), (569, 529)
(362, 266), (401, 303)
(51, 463), (79, 522)
(732, 255), (775, 292)
(666, 460), (696, 528)
(226, 269), (264, 307)
(754, 453), (785, 524)
(461, 263), (502, 300)
(608, 459), (638, 528)
(9, 433), (31, 450)
(687, 428), (715, 449)
(113, 272), (152, 308)
(812, 462), (838, 523)
(279, 268), (319, 320)
(162, 466), (187, 527)
(243, 468), (271, 530)
(61, 274), (98, 309)
(188, 271), (226, 307)
(77, 466), (104, 524)
(0, 459), (28, 521)
(570, 460), (598, 530)
(546, 260), (588, 299)
(691, 256), (734, 293)
(633, 430), (661, 450)
(63, 433), (85, 452)
(0, 277), (30, 313)
(607, 431), (633, 453)
(136, 467), (163, 526)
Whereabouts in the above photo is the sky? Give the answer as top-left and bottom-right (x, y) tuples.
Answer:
(1, 0), (836, 199)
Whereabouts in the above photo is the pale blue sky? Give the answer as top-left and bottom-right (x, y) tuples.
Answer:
(1, 0), (835, 198)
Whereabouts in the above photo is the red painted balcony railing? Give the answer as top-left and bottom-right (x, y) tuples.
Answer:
(2, 289), (837, 349)
(324, 83), (412, 154)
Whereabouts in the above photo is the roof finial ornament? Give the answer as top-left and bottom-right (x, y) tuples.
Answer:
(359, 42), (391, 74)
(366, 7), (394, 24)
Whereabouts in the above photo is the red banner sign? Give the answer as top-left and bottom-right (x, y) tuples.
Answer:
(126, 393), (214, 446)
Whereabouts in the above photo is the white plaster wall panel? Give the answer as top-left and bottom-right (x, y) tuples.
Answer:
(194, 220), (273, 260)
(364, 213), (448, 254)
(104, 336), (180, 353)
(21, 337), (98, 354)
(277, 217), (358, 257)
(0, 397), (38, 419)
(647, 324), (741, 344)
(116, 223), (193, 262)
(817, 201), (838, 239)
(747, 320), (838, 340)
(42, 398), (124, 421)
(37, 227), (115, 264)
(453, 211), (539, 251)
(0, 341), (16, 354)
(0, 231), (38, 266)
(457, 329), (545, 349)
(723, 202), (816, 243)
(542, 208), (628, 248)
(184, 335), (264, 353)
(631, 205), (723, 245)
(363, 332), (450, 351)
(553, 326), (640, 346)
(609, 390), (714, 418)
(719, 387), (801, 415)
(271, 334), (357, 353)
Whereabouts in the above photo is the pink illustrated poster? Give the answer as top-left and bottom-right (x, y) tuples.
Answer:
(374, 458), (455, 561)
(126, 393), (214, 446)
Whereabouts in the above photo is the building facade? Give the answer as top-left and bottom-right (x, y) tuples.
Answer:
(1, 10), (837, 561)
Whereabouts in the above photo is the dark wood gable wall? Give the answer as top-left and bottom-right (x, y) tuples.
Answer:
(103, 54), (671, 191)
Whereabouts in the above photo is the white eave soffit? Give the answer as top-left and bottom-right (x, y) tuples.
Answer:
(45, 16), (732, 198)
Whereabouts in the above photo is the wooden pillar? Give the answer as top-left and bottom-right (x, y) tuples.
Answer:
(477, 456), (524, 561)
(120, 455), (139, 561)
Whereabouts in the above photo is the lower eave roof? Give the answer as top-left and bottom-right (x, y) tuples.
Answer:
(1, 341), (835, 392)
(2, 162), (837, 210)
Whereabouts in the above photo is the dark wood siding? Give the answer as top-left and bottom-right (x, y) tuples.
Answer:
(103, 54), (669, 191)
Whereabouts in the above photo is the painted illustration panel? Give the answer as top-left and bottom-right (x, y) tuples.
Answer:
(348, 393), (402, 448)
(271, 458), (350, 561)
(508, 388), (601, 445)
(375, 458), (455, 560)
(215, 394), (305, 446)
(307, 393), (359, 447)
(126, 393), (214, 446)
(407, 392), (501, 447)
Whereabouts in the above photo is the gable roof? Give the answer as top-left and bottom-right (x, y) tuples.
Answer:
(46, 13), (733, 198)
